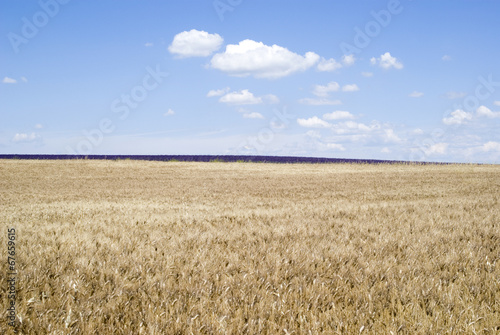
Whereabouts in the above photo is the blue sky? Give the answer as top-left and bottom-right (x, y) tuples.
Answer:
(1, 0), (500, 163)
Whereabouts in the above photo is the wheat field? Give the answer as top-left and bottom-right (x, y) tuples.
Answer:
(0, 159), (499, 334)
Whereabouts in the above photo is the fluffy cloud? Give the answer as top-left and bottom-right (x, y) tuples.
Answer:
(3, 77), (17, 84)
(370, 52), (403, 70)
(426, 143), (448, 155)
(12, 133), (40, 143)
(210, 39), (320, 79)
(342, 84), (359, 92)
(331, 121), (376, 134)
(444, 91), (467, 99)
(409, 91), (424, 98)
(312, 82), (339, 97)
(323, 111), (355, 120)
(383, 129), (401, 143)
(219, 89), (262, 105)
(342, 54), (355, 66)
(317, 58), (342, 72)
(207, 87), (230, 97)
(169, 29), (223, 57)
(482, 141), (500, 152)
(164, 109), (175, 116)
(243, 112), (264, 119)
(326, 143), (346, 151)
(298, 98), (342, 106)
(442, 109), (472, 125)
(297, 116), (331, 128)
(476, 105), (500, 118)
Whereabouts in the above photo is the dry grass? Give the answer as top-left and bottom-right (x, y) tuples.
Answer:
(0, 159), (499, 334)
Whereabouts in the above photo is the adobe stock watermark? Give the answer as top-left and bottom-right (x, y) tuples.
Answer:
(7, 0), (71, 54)
(410, 74), (500, 161)
(234, 106), (294, 154)
(340, 0), (405, 55)
(65, 64), (169, 155)
(213, 0), (243, 22)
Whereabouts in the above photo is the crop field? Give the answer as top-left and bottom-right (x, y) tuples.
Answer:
(0, 159), (499, 334)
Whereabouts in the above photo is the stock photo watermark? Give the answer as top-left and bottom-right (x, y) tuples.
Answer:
(410, 74), (500, 161)
(65, 64), (168, 154)
(213, 0), (243, 22)
(7, 0), (72, 54)
(235, 106), (294, 153)
(7, 228), (17, 331)
(339, 0), (404, 55)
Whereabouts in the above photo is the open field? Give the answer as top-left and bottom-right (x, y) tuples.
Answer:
(1, 159), (499, 334)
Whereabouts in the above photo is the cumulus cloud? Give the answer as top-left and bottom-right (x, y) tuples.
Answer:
(219, 89), (262, 105)
(312, 82), (339, 97)
(444, 91), (467, 99)
(476, 105), (500, 118)
(409, 91), (424, 98)
(323, 111), (355, 120)
(370, 52), (403, 70)
(342, 54), (355, 66)
(207, 87), (230, 97)
(426, 143), (448, 155)
(12, 132), (40, 143)
(482, 141), (500, 152)
(297, 116), (331, 128)
(3, 77), (17, 84)
(317, 58), (342, 72)
(330, 121), (377, 134)
(210, 39), (320, 79)
(298, 98), (342, 106)
(326, 143), (346, 151)
(164, 109), (175, 116)
(383, 129), (401, 143)
(168, 29), (223, 57)
(243, 112), (264, 119)
(361, 72), (373, 77)
(342, 84), (359, 92)
(442, 109), (472, 125)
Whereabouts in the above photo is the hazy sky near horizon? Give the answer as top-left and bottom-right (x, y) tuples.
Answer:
(1, 0), (500, 163)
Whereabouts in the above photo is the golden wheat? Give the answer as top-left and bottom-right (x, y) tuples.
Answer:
(0, 160), (499, 334)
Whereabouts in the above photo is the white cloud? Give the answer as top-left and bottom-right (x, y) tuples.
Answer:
(331, 121), (376, 134)
(219, 89), (262, 105)
(381, 147), (391, 153)
(168, 29), (223, 57)
(444, 91), (467, 99)
(164, 108), (175, 116)
(383, 129), (401, 143)
(323, 111), (355, 120)
(298, 98), (342, 106)
(426, 143), (448, 155)
(312, 82), (339, 97)
(262, 94), (280, 104)
(326, 143), (346, 151)
(370, 52), (403, 70)
(482, 141), (500, 152)
(145, 42), (153, 47)
(34, 124), (43, 129)
(306, 130), (321, 138)
(3, 77), (17, 84)
(210, 39), (320, 79)
(442, 55), (452, 61)
(361, 72), (373, 77)
(342, 54), (355, 66)
(442, 109), (472, 125)
(494, 101), (500, 106)
(476, 105), (500, 118)
(297, 116), (331, 128)
(409, 91), (424, 98)
(317, 58), (342, 72)
(342, 84), (359, 92)
(243, 112), (264, 119)
(412, 128), (424, 135)
(207, 87), (230, 97)
(12, 133), (40, 143)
